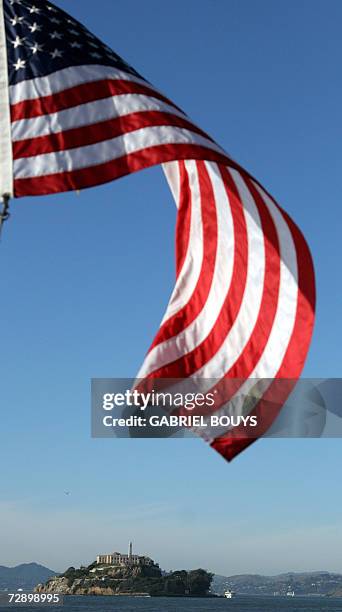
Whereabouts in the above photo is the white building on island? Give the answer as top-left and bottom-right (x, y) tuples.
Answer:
(96, 541), (155, 567)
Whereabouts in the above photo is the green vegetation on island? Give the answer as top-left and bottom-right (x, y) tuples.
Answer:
(35, 562), (213, 597)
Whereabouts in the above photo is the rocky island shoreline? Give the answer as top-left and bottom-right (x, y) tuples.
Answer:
(35, 563), (214, 597)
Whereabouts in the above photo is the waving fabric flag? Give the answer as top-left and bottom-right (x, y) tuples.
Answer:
(1, 0), (315, 460)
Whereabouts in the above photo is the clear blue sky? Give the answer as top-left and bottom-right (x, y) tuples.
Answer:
(0, 0), (341, 575)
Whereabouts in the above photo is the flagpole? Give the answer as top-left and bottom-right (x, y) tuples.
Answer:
(0, 194), (10, 239)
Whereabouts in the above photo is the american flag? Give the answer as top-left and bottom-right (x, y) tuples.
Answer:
(2, 0), (315, 460)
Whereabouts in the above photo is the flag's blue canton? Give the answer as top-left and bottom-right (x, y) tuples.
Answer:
(4, 0), (143, 85)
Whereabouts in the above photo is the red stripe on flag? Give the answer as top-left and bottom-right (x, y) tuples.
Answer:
(12, 111), (213, 159)
(221, 172), (281, 377)
(10, 79), (184, 121)
(175, 161), (191, 278)
(211, 192), (315, 461)
(143, 167), (255, 379)
(147, 160), (218, 351)
(13, 144), (231, 197)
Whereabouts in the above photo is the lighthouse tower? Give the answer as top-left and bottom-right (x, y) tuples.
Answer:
(128, 541), (133, 561)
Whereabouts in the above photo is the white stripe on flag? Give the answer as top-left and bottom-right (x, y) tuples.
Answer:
(160, 161), (204, 323)
(13, 125), (224, 179)
(137, 160), (235, 378)
(9, 65), (148, 104)
(187, 167), (266, 381)
(11, 94), (187, 142)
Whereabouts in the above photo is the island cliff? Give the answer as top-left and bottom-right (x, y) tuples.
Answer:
(35, 563), (213, 597)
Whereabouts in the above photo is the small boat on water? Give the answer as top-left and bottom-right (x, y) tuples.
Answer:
(224, 589), (235, 598)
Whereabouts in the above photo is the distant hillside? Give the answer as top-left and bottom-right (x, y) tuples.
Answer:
(0, 563), (57, 591)
(212, 571), (342, 596)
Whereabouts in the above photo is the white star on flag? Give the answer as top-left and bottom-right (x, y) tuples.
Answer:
(49, 31), (62, 40)
(30, 43), (44, 54)
(50, 48), (63, 59)
(10, 15), (24, 25)
(13, 58), (26, 70)
(29, 22), (42, 32)
(11, 35), (25, 48)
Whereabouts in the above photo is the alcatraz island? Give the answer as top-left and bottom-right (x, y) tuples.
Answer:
(35, 542), (213, 598)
